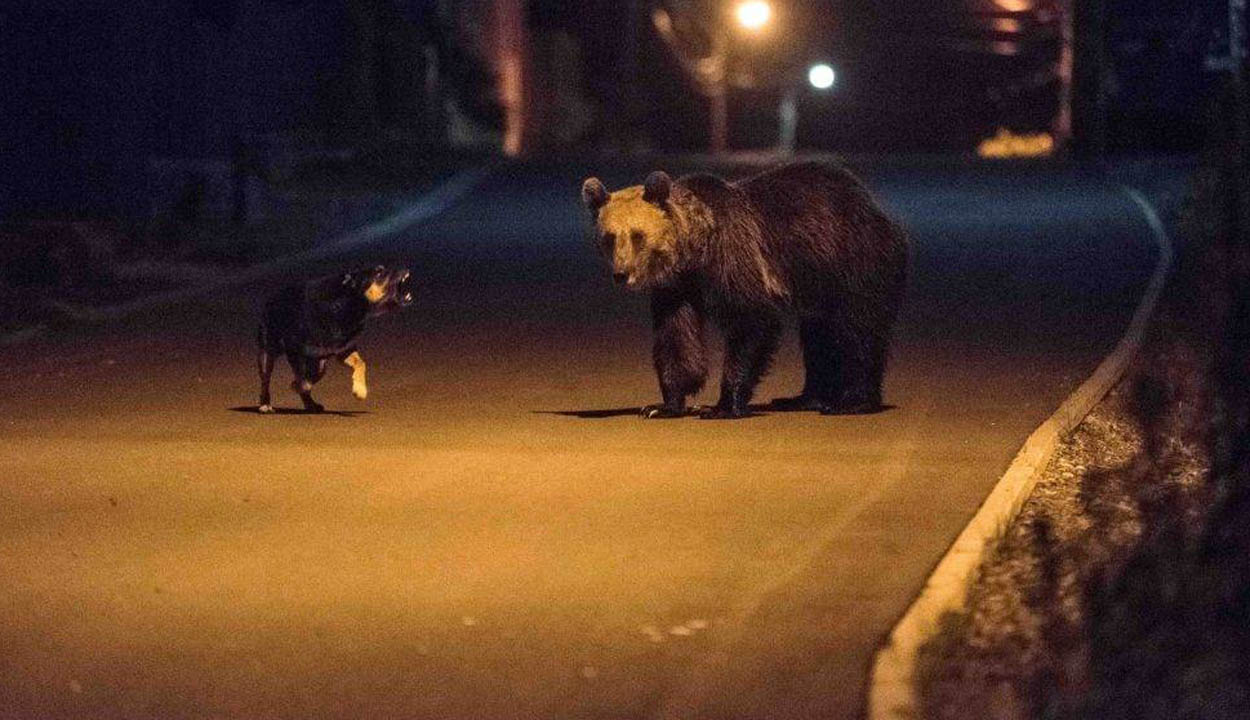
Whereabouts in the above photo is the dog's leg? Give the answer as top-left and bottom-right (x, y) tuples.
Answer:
(257, 348), (275, 413)
(288, 353), (326, 413)
(340, 350), (368, 400)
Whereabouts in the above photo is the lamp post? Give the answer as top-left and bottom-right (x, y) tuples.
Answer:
(710, 1), (774, 154)
(652, 1), (774, 155)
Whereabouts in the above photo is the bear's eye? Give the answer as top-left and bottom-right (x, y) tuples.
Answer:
(630, 230), (645, 250)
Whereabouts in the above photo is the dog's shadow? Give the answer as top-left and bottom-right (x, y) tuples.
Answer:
(229, 406), (370, 418)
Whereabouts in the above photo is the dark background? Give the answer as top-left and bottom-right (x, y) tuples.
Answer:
(0, 0), (1234, 221)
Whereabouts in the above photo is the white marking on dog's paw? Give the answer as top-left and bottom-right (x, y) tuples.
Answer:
(258, 404), (274, 414)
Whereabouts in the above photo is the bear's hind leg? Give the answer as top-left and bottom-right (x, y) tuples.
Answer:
(703, 318), (782, 420)
(771, 319), (839, 411)
(823, 326), (884, 415)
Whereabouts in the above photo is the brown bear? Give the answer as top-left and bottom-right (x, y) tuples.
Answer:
(581, 160), (908, 419)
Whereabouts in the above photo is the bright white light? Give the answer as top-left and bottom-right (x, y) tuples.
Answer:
(808, 63), (836, 90)
(735, 1), (772, 31)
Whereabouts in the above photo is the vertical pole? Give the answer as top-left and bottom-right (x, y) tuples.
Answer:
(1232, 0), (1247, 75)
(1053, 0), (1074, 146)
(1233, 0), (1248, 246)
(709, 29), (728, 155)
(711, 90), (728, 155)
(423, 44), (444, 144)
(1071, 0), (1106, 161)
(230, 135), (248, 225)
(622, 0), (642, 150)
(778, 85), (797, 156)
(494, 0), (527, 156)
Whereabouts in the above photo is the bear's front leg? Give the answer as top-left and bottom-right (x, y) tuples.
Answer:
(643, 285), (707, 419)
(703, 318), (781, 420)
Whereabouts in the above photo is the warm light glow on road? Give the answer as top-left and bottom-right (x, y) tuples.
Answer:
(808, 63), (836, 90)
(735, 1), (772, 31)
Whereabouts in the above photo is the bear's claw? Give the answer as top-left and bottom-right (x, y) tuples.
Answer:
(699, 405), (752, 420)
(640, 403), (687, 419)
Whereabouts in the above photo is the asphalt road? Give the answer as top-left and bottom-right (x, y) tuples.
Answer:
(0, 158), (1160, 720)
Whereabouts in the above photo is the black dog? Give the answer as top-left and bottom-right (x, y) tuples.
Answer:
(257, 265), (413, 413)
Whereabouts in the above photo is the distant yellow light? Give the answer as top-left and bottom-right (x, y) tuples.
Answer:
(977, 128), (1055, 158)
(735, 1), (772, 31)
(993, 17), (1022, 33)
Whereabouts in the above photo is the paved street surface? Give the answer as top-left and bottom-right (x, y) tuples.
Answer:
(0, 158), (1159, 719)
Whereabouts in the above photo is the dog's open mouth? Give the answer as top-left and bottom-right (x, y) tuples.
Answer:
(395, 270), (414, 306)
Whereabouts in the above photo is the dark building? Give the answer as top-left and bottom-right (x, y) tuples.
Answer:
(3, 0), (495, 222)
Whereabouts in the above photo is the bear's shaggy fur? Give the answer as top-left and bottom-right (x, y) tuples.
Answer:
(582, 161), (908, 419)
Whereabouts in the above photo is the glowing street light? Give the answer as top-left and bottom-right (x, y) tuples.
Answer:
(734, 1), (772, 31)
(808, 63), (836, 90)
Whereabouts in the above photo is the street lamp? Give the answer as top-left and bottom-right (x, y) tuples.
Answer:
(808, 63), (836, 91)
(734, 1), (773, 32)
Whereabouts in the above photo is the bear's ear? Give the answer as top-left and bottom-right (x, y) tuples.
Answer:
(642, 171), (672, 206)
(582, 177), (608, 212)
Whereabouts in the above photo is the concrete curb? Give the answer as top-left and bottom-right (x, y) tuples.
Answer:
(867, 185), (1174, 720)
(11, 166), (493, 332)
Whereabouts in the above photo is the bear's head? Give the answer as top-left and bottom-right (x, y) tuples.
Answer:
(582, 171), (685, 290)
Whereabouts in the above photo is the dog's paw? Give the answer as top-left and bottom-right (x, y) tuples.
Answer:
(352, 382), (368, 400)
(258, 404), (275, 414)
(304, 402), (325, 414)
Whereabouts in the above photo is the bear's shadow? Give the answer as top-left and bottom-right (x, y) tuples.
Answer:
(535, 404), (772, 420)
(228, 406), (370, 418)
(535, 407), (643, 419)
(536, 403), (895, 419)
